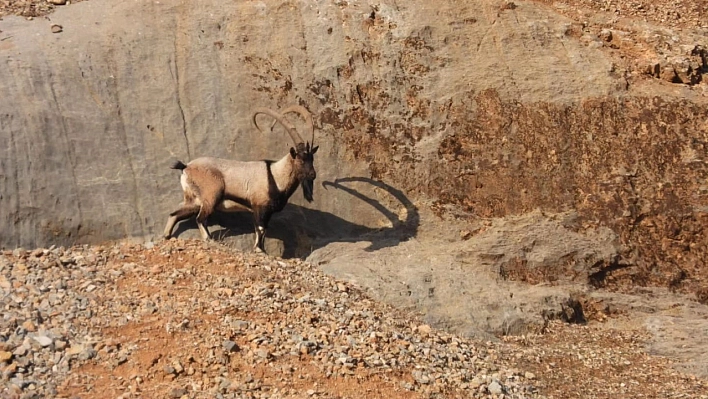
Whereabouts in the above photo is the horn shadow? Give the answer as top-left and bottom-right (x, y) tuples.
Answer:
(319, 177), (419, 250)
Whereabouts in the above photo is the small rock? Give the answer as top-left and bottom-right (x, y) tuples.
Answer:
(12, 346), (28, 357)
(66, 345), (85, 356)
(21, 320), (36, 332)
(0, 351), (12, 362)
(50, 24), (63, 34)
(524, 371), (536, 380)
(172, 360), (184, 374)
(49, 0), (67, 4)
(163, 365), (176, 375)
(78, 347), (97, 360)
(599, 29), (613, 42)
(412, 369), (430, 384)
(223, 340), (239, 353)
(233, 320), (249, 330)
(470, 377), (483, 389)
(488, 380), (503, 395)
(33, 336), (54, 348)
(2, 362), (17, 376)
(169, 388), (187, 398)
(417, 324), (432, 336)
(256, 348), (270, 359)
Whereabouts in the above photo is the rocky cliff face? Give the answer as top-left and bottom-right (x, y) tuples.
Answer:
(1, 0), (706, 297)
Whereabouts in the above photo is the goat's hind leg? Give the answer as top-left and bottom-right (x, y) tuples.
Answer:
(195, 201), (219, 241)
(197, 218), (212, 241)
(164, 204), (200, 239)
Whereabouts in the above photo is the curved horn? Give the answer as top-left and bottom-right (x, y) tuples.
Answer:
(278, 105), (314, 147)
(252, 107), (304, 146)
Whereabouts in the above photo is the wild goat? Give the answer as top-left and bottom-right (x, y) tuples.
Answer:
(163, 105), (318, 253)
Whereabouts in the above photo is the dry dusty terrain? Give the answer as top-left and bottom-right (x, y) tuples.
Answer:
(1, 0), (708, 398)
(2, 240), (707, 399)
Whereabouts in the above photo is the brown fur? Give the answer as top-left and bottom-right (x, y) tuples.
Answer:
(185, 166), (226, 223)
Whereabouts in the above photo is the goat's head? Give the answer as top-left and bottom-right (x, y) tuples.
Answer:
(290, 141), (318, 202)
(253, 105), (319, 202)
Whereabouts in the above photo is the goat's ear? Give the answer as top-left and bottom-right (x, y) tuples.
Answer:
(311, 145), (319, 154)
(290, 147), (297, 159)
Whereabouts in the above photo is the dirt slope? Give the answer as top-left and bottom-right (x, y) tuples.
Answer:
(2, 241), (707, 399)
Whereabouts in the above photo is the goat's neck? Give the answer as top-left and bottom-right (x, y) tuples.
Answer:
(270, 154), (299, 195)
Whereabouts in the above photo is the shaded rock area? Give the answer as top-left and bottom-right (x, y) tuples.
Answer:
(309, 209), (619, 339)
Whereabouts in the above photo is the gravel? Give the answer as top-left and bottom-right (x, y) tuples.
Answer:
(0, 245), (117, 398)
(1, 241), (545, 398)
(2, 239), (707, 398)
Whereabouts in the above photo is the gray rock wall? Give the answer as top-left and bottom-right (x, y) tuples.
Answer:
(0, 0), (662, 254)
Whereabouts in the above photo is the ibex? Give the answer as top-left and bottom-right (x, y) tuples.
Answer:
(163, 105), (318, 253)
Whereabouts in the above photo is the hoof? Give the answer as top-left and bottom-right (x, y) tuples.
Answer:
(254, 247), (265, 254)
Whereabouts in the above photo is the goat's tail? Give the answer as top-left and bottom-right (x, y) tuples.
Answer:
(170, 160), (188, 170)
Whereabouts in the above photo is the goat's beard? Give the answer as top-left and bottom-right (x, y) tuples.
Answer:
(301, 179), (314, 202)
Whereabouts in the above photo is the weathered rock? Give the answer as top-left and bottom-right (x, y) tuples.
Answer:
(0, 0), (624, 257)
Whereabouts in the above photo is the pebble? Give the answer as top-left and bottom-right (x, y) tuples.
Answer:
(223, 340), (239, 353)
(33, 336), (53, 347)
(488, 380), (503, 394)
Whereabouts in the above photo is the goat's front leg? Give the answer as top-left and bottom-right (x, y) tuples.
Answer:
(254, 225), (266, 253)
(164, 215), (179, 239)
(253, 209), (272, 253)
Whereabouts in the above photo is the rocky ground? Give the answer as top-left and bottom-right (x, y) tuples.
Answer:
(1, 240), (707, 399)
(0, 0), (82, 19)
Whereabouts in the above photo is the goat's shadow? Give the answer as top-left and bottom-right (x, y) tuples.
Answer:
(171, 177), (419, 259)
